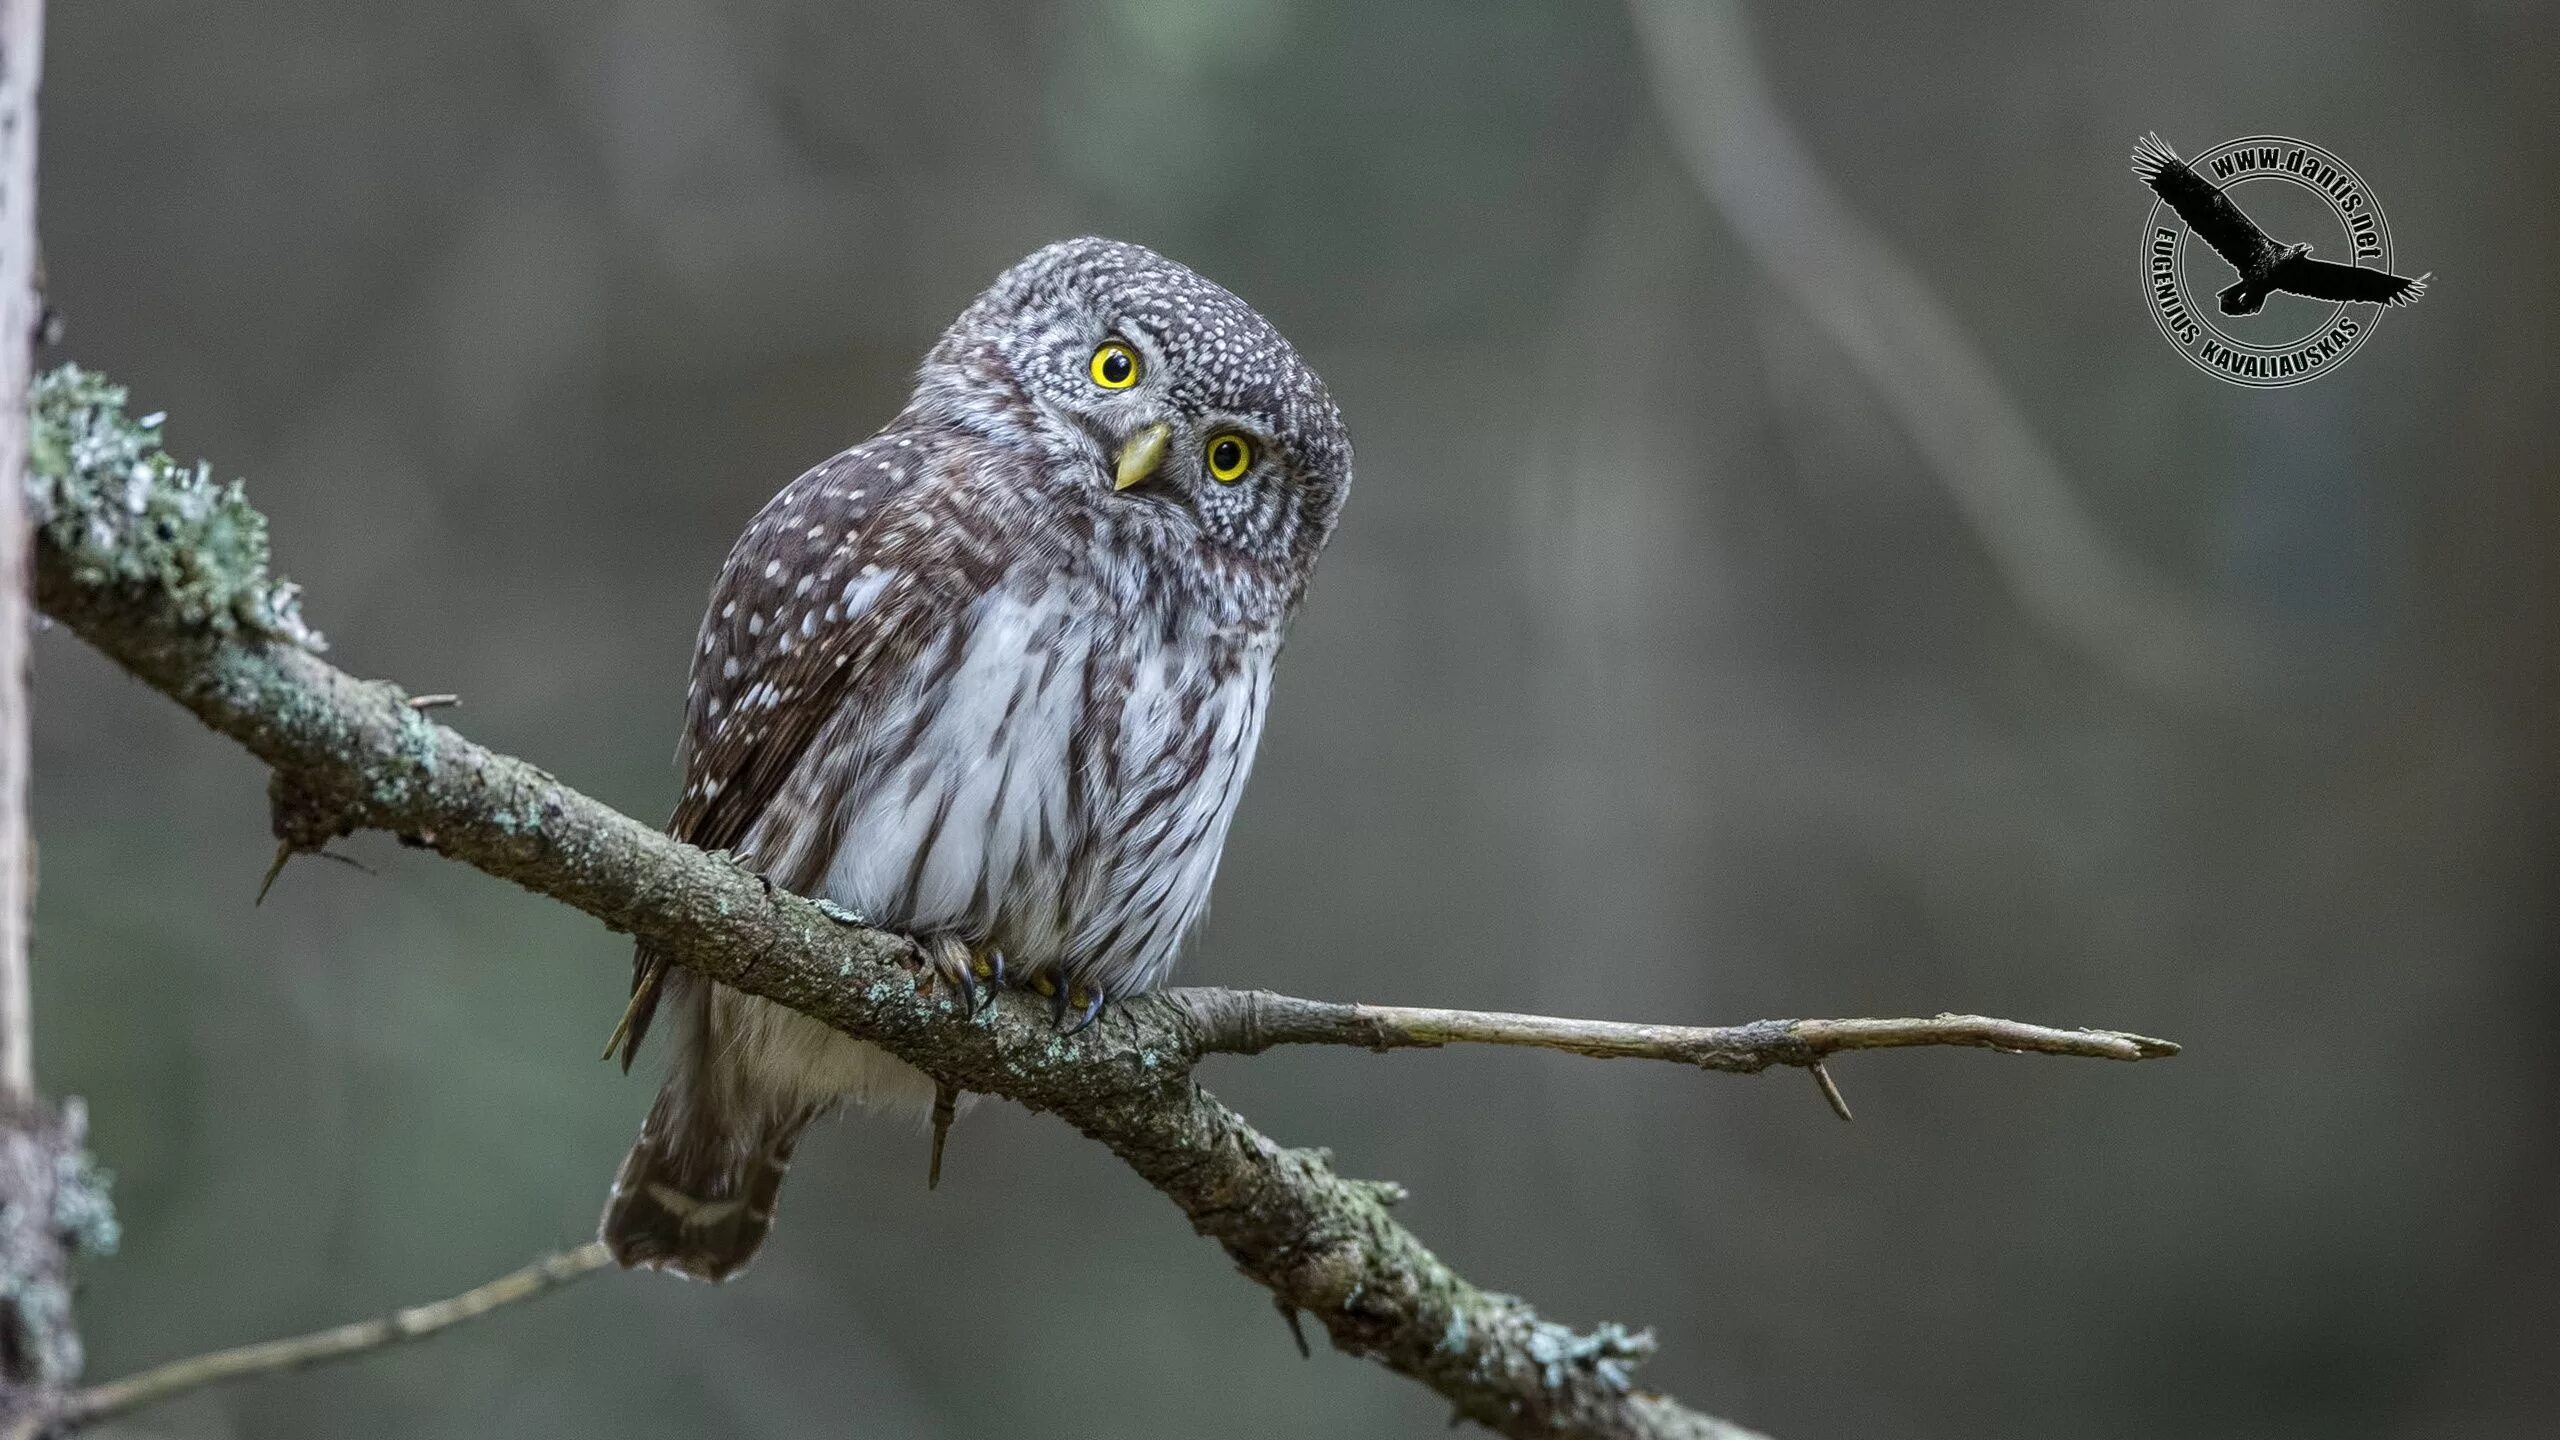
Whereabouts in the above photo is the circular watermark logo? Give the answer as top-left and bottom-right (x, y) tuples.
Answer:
(2132, 133), (2427, 388)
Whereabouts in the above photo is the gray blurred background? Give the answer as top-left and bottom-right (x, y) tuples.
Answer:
(29, 1), (2558, 1437)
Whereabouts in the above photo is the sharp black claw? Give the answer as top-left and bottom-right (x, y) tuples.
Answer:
(1047, 981), (1070, 1028)
(1063, 988), (1106, 1036)
(967, 950), (1004, 1017)
(955, 965), (978, 1016)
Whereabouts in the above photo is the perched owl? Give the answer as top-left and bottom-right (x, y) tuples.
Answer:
(600, 238), (1352, 1281)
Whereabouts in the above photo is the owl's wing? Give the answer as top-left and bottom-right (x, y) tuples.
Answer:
(613, 429), (1013, 1067)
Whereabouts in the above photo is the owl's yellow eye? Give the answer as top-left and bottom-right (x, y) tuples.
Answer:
(1205, 432), (1254, 483)
(1089, 341), (1140, 390)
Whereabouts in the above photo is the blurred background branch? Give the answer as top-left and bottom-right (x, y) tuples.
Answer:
(0, 0), (35, 1108)
(0, 9), (117, 1438)
(1627, 0), (2266, 701)
(26, 1242), (612, 1440)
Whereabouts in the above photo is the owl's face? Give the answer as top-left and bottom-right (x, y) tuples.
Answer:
(914, 238), (1351, 603)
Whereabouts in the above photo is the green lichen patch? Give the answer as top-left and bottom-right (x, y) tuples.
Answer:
(1517, 1311), (1653, 1395)
(26, 364), (324, 648)
(51, 1146), (119, 1260)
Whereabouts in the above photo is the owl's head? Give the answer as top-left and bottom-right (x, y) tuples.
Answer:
(915, 237), (1351, 599)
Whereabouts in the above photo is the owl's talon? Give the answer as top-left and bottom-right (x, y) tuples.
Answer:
(1047, 981), (1071, 1028)
(1062, 987), (1107, 1036)
(919, 934), (978, 1014)
(968, 949), (1007, 1016)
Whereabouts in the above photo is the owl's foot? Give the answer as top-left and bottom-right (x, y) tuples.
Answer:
(1027, 973), (1110, 1035)
(919, 934), (981, 1014)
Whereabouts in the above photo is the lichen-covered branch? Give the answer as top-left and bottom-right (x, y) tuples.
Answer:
(0, 1098), (114, 1429)
(22, 368), (2174, 1439)
(24, 1244), (612, 1439)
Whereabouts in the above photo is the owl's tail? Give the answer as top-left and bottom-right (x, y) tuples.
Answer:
(601, 963), (821, 1283)
(601, 1080), (818, 1283)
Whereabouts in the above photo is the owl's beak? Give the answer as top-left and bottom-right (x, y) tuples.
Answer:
(1113, 420), (1173, 491)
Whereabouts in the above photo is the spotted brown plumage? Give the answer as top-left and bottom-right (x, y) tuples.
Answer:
(601, 238), (1352, 1282)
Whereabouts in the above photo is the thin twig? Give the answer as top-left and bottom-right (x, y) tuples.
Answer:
(1177, 992), (2178, 1069)
(1276, 1296), (1312, 1359)
(1809, 1063), (1853, 1123)
(309, 847), (376, 878)
(33, 1243), (613, 1437)
(927, 1079), (958, 1190)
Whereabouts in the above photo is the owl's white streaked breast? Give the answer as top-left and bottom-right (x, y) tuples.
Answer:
(730, 580), (1276, 1116)
(817, 584), (1083, 955)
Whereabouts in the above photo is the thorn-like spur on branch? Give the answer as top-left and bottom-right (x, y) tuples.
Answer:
(23, 1244), (612, 1439)
(22, 367), (2173, 1440)
(1174, 992), (2179, 1070)
(1809, 1063), (1853, 1123)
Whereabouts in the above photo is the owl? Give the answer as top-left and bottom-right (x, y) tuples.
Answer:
(600, 237), (1353, 1281)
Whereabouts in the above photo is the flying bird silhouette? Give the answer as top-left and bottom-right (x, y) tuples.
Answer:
(2132, 133), (2429, 316)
